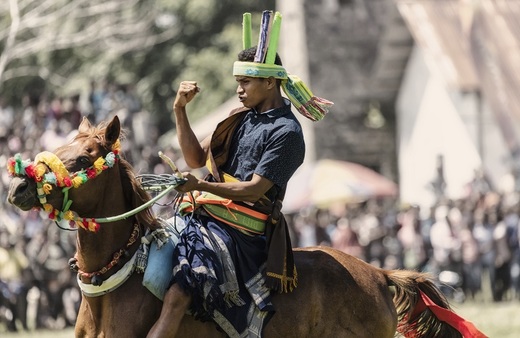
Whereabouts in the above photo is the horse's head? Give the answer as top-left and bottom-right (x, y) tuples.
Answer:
(8, 115), (121, 216)
(55, 115), (121, 178)
(7, 116), (155, 231)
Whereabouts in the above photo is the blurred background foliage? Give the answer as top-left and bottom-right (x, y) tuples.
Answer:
(0, 0), (275, 133)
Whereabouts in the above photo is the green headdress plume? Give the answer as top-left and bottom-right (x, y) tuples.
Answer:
(242, 13), (252, 50)
(234, 10), (333, 121)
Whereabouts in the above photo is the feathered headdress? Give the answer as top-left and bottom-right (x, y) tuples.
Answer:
(233, 11), (333, 122)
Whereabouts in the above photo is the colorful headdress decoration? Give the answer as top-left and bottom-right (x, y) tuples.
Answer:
(233, 11), (333, 121)
(7, 141), (121, 232)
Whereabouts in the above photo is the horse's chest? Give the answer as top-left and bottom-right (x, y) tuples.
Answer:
(76, 278), (161, 337)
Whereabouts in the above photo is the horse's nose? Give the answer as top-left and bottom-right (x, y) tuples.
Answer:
(8, 176), (37, 210)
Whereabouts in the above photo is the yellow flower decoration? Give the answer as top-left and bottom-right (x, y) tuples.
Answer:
(64, 210), (75, 221)
(88, 222), (98, 232)
(112, 139), (121, 152)
(50, 162), (69, 180)
(42, 183), (53, 194)
(43, 204), (54, 213)
(72, 176), (84, 188)
(76, 221), (86, 231)
(93, 157), (105, 173)
(34, 163), (47, 180)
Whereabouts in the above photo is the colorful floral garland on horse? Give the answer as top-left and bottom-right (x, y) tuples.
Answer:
(7, 140), (121, 232)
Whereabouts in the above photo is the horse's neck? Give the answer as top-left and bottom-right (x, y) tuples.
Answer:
(74, 176), (139, 277)
(72, 166), (148, 279)
(76, 219), (138, 275)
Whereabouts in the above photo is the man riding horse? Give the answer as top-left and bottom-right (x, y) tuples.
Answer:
(147, 10), (333, 338)
(6, 10), (486, 338)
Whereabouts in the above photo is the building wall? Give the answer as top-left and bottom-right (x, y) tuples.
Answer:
(300, 0), (512, 207)
(396, 46), (510, 208)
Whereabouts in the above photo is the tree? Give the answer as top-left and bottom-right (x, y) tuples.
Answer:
(0, 0), (176, 87)
(0, 0), (275, 130)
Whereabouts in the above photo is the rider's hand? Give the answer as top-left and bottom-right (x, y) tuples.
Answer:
(173, 81), (200, 110)
(175, 172), (199, 193)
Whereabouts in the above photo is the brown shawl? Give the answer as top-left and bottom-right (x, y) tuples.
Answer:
(206, 107), (297, 293)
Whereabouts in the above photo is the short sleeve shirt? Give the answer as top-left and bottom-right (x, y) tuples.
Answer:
(220, 101), (305, 201)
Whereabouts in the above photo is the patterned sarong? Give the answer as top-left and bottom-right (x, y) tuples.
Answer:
(171, 213), (274, 338)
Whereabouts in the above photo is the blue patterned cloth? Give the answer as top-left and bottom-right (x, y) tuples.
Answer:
(171, 213), (274, 338)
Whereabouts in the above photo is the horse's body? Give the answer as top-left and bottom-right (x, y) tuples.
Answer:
(7, 116), (465, 338)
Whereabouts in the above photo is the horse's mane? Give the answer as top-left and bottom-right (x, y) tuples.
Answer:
(119, 157), (160, 230)
(76, 120), (159, 230)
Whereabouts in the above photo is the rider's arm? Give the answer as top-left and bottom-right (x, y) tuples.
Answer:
(172, 81), (209, 169)
(177, 172), (273, 203)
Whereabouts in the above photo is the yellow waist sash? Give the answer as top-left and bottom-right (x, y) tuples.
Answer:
(179, 192), (268, 235)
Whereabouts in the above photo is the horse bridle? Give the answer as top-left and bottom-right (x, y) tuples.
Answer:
(7, 146), (184, 232)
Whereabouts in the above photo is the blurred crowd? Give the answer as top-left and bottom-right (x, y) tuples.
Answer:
(288, 189), (520, 305)
(1, 83), (520, 333)
(0, 81), (174, 332)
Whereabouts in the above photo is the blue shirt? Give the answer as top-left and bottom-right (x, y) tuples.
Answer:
(220, 101), (305, 201)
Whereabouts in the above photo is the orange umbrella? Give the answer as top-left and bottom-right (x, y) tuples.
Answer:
(283, 159), (398, 213)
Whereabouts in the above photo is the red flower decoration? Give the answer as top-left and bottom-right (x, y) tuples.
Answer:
(86, 168), (97, 179)
(63, 176), (72, 187)
(25, 165), (36, 179)
(7, 158), (15, 173)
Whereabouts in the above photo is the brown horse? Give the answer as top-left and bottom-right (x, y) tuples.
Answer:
(7, 116), (475, 338)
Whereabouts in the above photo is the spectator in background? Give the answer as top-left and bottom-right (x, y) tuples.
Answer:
(397, 205), (427, 271)
(356, 200), (386, 267)
(314, 208), (333, 246)
(430, 205), (460, 274)
(503, 199), (520, 299)
(472, 206), (496, 301)
(88, 79), (108, 122)
(493, 207), (512, 301)
(292, 209), (318, 247)
(459, 213), (481, 300)
(62, 94), (82, 129)
(45, 97), (63, 128)
(330, 217), (364, 260)
(0, 227), (31, 332)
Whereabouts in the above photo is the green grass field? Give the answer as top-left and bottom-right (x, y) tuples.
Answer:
(454, 301), (520, 338)
(2, 301), (519, 337)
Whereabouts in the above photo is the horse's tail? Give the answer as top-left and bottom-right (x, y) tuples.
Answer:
(384, 270), (486, 338)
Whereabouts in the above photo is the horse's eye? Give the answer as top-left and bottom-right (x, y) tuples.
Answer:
(77, 156), (91, 167)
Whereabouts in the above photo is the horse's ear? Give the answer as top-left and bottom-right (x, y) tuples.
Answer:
(105, 116), (121, 145)
(78, 117), (92, 133)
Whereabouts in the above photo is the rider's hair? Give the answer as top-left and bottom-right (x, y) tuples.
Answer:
(238, 46), (283, 66)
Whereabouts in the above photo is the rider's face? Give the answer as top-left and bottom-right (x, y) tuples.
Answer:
(235, 76), (268, 109)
